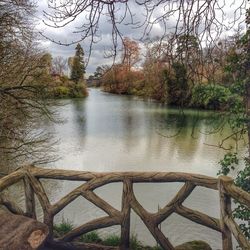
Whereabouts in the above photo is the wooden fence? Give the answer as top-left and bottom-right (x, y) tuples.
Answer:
(0, 165), (249, 250)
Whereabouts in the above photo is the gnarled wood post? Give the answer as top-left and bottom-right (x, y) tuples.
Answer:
(23, 176), (36, 219)
(120, 178), (132, 250)
(218, 176), (233, 250)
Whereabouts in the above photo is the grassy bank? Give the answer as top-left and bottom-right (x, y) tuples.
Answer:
(53, 220), (211, 250)
(53, 220), (162, 249)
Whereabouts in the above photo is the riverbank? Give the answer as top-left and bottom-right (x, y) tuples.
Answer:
(101, 83), (242, 112)
(47, 75), (88, 98)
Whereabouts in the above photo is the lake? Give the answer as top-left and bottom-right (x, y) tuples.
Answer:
(29, 89), (246, 249)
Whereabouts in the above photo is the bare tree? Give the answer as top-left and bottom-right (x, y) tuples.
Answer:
(0, 0), (58, 172)
(52, 56), (67, 75)
(121, 37), (140, 71)
(42, 0), (247, 58)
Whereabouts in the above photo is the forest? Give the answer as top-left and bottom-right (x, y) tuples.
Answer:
(91, 34), (245, 111)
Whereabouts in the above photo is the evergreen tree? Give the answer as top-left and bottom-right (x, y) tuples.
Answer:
(70, 43), (85, 83)
(164, 62), (189, 106)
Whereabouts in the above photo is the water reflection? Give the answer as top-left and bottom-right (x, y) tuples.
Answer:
(71, 99), (87, 147)
(44, 88), (245, 248)
(50, 88), (245, 174)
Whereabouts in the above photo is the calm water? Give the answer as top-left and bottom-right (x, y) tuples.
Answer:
(25, 89), (247, 248)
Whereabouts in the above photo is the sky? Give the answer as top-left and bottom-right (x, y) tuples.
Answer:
(35, 0), (248, 75)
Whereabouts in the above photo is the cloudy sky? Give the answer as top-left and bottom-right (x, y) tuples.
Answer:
(35, 0), (248, 75)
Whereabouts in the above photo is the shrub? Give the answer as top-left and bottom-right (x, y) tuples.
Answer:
(53, 219), (74, 237)
(130, 234), (144, 249)
(80, 231), (102, 243)
(191, 84), (232, 110)
(218, 154), (250, 240)
(53, 223), (165, 249)
(69, 83), (88, 98)
(53, 86), (70, 98)
(164, 62), (190, 106)
(102, 234), (120, 246)
(60, 75), (70, 85)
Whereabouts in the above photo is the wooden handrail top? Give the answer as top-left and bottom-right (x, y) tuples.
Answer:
(25, 165), (218, 189)
(1, 166), (249, 208)
(0, 170), (24, 192)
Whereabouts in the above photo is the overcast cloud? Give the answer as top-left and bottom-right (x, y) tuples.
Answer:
(35, 0), (247, 74)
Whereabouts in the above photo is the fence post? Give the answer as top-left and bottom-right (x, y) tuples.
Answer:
(218, 176), (233, 250)
(120, 178), (132, 250)
(23, 175), (36, 219)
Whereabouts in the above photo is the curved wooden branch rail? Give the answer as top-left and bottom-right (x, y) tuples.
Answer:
(0, 165), (249, 250)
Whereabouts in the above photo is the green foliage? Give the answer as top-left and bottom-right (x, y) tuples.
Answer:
(71, 43), (85, 83)
(94, 66), (106, 78)
(53, 86), (70, 98)
(53, 219), (74, 237)
(229, 80), (245, 96)
(234, 159), (250, 239)
(164, 62), (189, 106)
(176, 35), (199, 58)
(60, 75), (70, 84)
(216, 26), (250, 241)
(69, 83), (88, 98)
(234, 203), (250, 239)
(218, 154), (250, 239)
(101, 234), (162, 249)
(130, 234), (143, 249)
(191, 84), (232, 110)
(235, 159), (250, 191)
(218, 153), (239, 175)
(223, 48), (242, 81)
(50, 82), (88, 99)
(52, 225), (164, 249)
(102, 234), (120, 246)
(175, 240), (212, 250)
(80, 231), (102, 243)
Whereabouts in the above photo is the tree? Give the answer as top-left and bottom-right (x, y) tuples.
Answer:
(142, 40), (170, 101)
(52, 56), (67, 75)
(42, 1), (248, 61)
(0, 1), (57, 171)
(121, 37), (140, 71)
(70, 43), (85, 83)
(176, 35), (199, 60)
(100, 38), (141, 94)
(164, 62), (189, 106)
(94, 65), (108, 78)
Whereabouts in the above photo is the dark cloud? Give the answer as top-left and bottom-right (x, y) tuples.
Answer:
(36, 0), (246, 74)
(36, 0), (172, 73)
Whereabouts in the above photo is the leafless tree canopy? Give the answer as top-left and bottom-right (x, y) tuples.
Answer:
(52, 56), (67, 75)
(43, 0), (247, 56)
(0, 0), (58, 171)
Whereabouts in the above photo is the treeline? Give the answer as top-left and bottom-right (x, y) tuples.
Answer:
(37, 44), (88, 99)
(91, 34), (245, 111)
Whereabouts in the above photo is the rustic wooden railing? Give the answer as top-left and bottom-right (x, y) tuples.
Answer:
(0, 165), (249, 250)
